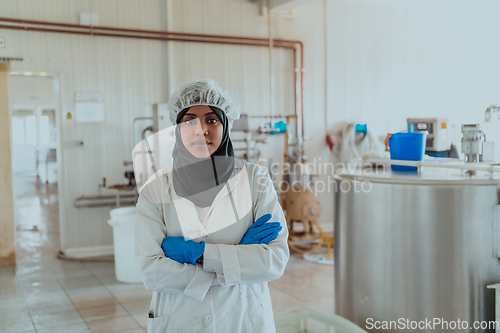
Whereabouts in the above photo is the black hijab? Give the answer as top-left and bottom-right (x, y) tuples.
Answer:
(171, 106), (235, 207)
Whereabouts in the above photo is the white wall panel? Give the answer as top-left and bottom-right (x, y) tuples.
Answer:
(168, 0), (297, 119)
(0, 0), (303, 252)
(167, 0), (299, 174)
(10, 76), (55, 105)
(0, 0), (172, 251)
(326, 0), (500, 135)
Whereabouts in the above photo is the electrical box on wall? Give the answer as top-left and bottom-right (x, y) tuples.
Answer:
(407, 118), (451, 152)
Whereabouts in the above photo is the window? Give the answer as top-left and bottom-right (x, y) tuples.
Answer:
(12, 110), (37, 146)
(12, 109), (56, 146)
(12, 117), (25, 144)
(25, 116), (37, 146)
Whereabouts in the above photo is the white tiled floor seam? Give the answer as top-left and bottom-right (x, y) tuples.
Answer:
(6, 267), (38, 333)
(22, 290), (46, 333)
(19, 237), (67, 333)
(30, 259), (81, 331)
(51, 263), (94, 331)
(45, 259), (148, 332)
(83, 262), (146, 331)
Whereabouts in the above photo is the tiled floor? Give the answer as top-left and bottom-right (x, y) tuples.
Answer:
(1, 176), (334, 333)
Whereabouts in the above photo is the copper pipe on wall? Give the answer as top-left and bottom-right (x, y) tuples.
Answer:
(0, 17), (302, 47)
(0, 16), (305, 140)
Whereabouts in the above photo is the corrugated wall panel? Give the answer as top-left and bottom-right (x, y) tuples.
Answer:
(168, 0), (299, 170)
(0, 0), (169, 250)
(0, 0), (309, 251)
(326, 0), (500, 134)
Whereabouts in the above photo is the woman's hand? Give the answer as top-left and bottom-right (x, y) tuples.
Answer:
(239, 214), (282, 245)
(161, 236), (205, 265)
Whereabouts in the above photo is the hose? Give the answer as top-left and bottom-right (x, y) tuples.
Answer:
(312, 219), (334, 260)
(288, 233), (324, 254)
(287, 219), (334, 259)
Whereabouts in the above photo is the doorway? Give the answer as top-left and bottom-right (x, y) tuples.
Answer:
(9, 74), (62, 258)
(12, 106), (58, 182)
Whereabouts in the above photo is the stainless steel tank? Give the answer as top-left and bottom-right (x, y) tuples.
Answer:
(334, 168), (500, 332)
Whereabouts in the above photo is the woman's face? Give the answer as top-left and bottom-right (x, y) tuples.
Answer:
(179, 105), (224, 158)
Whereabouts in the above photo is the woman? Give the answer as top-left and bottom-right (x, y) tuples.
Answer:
(135, 79), (290, 333)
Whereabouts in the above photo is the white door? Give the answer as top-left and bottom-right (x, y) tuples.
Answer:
(12, 108), (38, 174)
(12, 106), (58, 181)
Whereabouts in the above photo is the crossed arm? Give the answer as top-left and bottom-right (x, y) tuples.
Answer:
(135, 166), (289, 301)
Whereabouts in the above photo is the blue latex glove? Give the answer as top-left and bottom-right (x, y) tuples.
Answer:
(161, 236), (205, 265)
(239, 214), (282, 245)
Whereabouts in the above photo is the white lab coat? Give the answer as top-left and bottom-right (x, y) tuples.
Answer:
(135, 158), (290, 333)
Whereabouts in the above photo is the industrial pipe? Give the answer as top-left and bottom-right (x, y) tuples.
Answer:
(74, 194), (137, 208)
(0, 17), (305, 139)
(365, 158), (500, 179)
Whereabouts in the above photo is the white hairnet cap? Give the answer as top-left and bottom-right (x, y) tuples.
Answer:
(167, 79), (241, 131)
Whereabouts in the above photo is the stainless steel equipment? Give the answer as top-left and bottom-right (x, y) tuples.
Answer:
(408, 117), (450, 151)
(334, 169), (500, 332)
(462, 124), (495, 162)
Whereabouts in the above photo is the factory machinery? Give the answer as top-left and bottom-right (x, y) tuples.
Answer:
(72, 104), (170, 208)
(74, 171), (138, 208)
(334, 117), (500, 332)
(278, 115), (331, 261)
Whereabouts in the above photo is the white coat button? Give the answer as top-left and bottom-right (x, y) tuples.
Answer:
(205, 315), (213, 322)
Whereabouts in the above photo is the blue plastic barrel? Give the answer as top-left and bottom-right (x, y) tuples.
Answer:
(388, 132), (427, 172)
